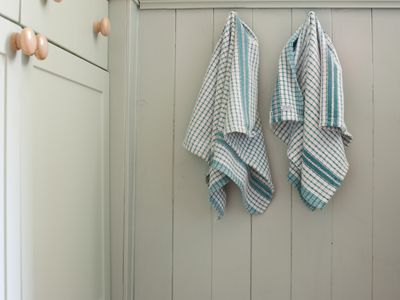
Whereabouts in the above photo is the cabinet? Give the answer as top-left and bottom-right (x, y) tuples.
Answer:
(0, 0), (19, 22)
(1, 16), (110, 300)
(21, 0), (109, 68)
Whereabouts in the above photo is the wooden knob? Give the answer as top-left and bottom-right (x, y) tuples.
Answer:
(11, 27), (37, 56)
(93, 17), (110, 36)
(54, 0), (63, 2)
(35, 34), (49, 60)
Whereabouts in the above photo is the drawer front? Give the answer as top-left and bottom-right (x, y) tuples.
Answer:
(0, 0), (19, 21)
(21, 0), (108, 69)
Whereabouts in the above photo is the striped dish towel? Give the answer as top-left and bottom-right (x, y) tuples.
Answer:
(270, 11), (352, 210)
(184, 11), (274, 218)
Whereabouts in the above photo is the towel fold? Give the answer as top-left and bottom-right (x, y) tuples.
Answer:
(184, 11), (274, 218)
(270, 11), (352, 210)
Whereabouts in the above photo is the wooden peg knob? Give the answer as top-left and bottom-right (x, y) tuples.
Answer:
(54, 0), (63, 2)
(11, 27), (37, 56)
(35, 34), (49, 60)
(93, 17), (110, 36)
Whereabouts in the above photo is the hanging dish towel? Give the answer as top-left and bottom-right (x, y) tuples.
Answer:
(270, 11), (352, 210)
(184, 11), (274, 218)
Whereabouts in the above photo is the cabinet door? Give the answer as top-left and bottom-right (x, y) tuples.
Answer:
(0, 0), (19, 22)
(21, 0), (108, 69)
(19, 44), (110, 299)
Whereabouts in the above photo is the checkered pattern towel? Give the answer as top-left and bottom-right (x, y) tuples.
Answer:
(270, 11), (352, 210)
(184, 11), (274, 218)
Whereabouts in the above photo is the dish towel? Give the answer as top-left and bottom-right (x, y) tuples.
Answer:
(270, 11), (352, 210)
(183, 11), (274, 218)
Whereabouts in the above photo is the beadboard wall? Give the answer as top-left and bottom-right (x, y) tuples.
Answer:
(132, 7), (400, 300)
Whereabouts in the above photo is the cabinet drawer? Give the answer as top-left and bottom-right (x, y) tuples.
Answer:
(0, 0), (19, 21)
(21, 0), (108, 69)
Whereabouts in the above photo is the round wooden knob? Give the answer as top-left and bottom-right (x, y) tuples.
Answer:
(35, 34), (49, 60)
(11, 27), (37, 56)
(93, 17), (110, 36)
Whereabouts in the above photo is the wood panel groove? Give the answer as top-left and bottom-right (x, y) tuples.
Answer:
(171, 10), (177, 300)
(370, 8), (375, 300)
(250, 11), (253, 300)
(210, 12), (215, 300)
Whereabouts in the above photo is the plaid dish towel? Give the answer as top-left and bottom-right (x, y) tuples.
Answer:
(270, 11), (352, 210)
(184, 11), (274, 218)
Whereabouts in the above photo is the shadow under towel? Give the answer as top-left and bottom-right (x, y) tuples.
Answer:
(270, 11), (352, 210)
(183, 11), (274, 218)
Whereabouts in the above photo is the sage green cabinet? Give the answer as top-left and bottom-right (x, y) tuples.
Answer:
(1, 15), (110, 300)
(21, 0), (108, 68)
(0, 0), (19, 22)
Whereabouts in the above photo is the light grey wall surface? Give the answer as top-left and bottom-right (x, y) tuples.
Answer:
(109, 1), (139, 300)
(132, 7), (400, 300)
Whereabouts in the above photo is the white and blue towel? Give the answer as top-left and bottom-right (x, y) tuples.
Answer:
(270, 11), (352, 210)
(184, 11), (274, 218)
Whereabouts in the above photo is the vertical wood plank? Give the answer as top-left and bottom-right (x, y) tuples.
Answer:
(331, 9), (373, 300)
(211, 8), (252, 300)
(252, 9), (292, 300)
(134, 10), (175, 300)
(174, 9), (214, 300)
(108, 1), (137, 299)
(291, 9), (333, 300)
(372, 9), (400, 300)
(125, 3), (140, 299)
